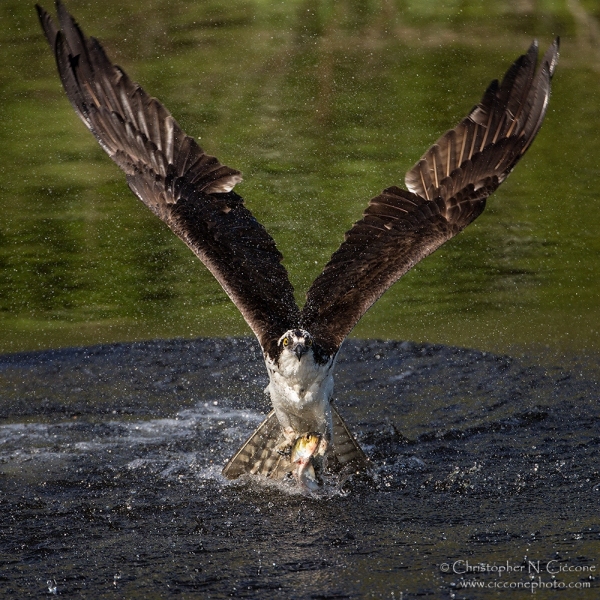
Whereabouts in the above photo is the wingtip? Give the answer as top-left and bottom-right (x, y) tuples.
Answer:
(35, 3), (46, 26)
(525, 37), (559, 80)
(55, 0), (68, 19)
(36, 3), (57, 47)
(54, 0), (81, 39)
(543, 37), (560, 78)
(523, 39), (540, 64)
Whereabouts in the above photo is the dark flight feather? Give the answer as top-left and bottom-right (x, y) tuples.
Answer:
(37, 1), (299, 358)
(38, 2), (558, 362)
(301, 39), (559, 355)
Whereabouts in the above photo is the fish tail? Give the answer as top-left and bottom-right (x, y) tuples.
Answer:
(222, 410), (291, 480)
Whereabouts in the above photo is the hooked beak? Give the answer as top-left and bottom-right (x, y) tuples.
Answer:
(293, 343), (307, 361)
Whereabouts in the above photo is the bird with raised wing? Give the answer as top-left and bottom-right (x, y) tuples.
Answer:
(37, 1), (559, 489)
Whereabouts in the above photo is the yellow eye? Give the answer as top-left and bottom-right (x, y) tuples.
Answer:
(306, 338), (312, 346)
(283, 338), (289, 346)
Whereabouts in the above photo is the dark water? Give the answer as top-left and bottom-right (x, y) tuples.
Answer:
(1, 338), (599, 598)
(2, 2), (600, 596)
(2, 0), (600, 356)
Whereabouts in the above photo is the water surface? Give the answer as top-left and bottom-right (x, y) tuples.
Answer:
(1, 338), (599, 597)
(1, 0), (599, 355)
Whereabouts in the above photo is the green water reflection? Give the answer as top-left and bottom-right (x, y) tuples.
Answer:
(1, 0), (599, 355)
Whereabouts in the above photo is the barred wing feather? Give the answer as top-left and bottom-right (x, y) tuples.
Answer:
(301, 40), (559, 356)
(37, 2), (300, 356)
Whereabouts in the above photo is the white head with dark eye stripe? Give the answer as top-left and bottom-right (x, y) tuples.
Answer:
(278, 329), (314, 361)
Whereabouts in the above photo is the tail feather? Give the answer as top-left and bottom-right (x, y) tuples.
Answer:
(222, 411), (291, 480)
(222, 405), (369, 481)
(329, 403), (369, 474)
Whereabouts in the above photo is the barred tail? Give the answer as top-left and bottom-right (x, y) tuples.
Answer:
(221, 405), (369, 480)
(329, 403), (369, 474)
(222, 411), (291, 480)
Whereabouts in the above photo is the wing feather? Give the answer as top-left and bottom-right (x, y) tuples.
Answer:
(37, 2), (299, 355)
(301, 40), (559, 355)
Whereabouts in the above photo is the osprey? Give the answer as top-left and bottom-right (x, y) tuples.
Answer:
(38, 2), (559, 488)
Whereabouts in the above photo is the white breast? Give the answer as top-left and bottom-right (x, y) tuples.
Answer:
(265, 351), (335, 440)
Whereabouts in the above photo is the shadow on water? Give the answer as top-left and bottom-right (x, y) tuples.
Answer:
(1, 338), (599, 597)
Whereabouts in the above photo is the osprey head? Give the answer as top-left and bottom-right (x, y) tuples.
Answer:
(278, 329), (313, 361)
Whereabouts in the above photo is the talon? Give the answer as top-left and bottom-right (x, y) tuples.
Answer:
(276, 441), (292, 457)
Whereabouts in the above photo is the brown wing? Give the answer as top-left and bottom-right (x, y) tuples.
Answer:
(301, 40), (559, 356)
(37, 2), (299, 356)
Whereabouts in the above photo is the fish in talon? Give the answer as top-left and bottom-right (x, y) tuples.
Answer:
(291, 433), (325, 489)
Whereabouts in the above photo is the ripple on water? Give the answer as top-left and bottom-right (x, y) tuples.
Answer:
(1, 339), (599, 598)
